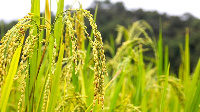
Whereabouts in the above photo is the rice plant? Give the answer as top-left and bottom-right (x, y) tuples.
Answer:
(0, 0), (107, 111)
(0, 0), (200, 112)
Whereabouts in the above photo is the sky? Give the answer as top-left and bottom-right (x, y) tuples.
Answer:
(0, 0), (200, 23)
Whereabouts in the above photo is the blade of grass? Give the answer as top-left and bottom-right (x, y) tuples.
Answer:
(178, 44), (184, 82)
(164, 46), (168, 74)
(139, 45), (147, 112)
(35, 54), (49, 112)
(190, 82), (200, 112)
(186, 59), (200, 112)
(45, 0), (51, 42)
(54, 0), (64, 51)
(47, 44), (64, 112)
(134, 45), (146, 110)
(27, 0), (40, 111)
(184, 28), (190, 80)
(80, 64), (86, 103)
(105, 68), (122, 90)
(157, 17), (163, 79)
(159, 64), (170, 112)
(0, 44), (23, 112)
(190, 59), (200, 92)
(109, 71), (126, 112)
(31, 0), (41, 64)
(45, 0), (53, 66)
(184, 28), (191, 110)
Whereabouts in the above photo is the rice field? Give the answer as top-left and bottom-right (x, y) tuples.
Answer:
(0, 0), (200, 112)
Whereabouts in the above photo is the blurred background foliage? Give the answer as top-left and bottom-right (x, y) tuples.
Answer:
(1, 0), (200, 74)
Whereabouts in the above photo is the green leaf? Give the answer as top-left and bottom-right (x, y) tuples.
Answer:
(164, 46), (168, 74)
(54, 0), (64, 51)
(35, 54), (49, 112)
(184, 28), (191, 110)
(47, 44), (64, 112)
(0, 45), (22, 112)
(157, 17), (163, 78)
(186, 59), (200, 112)
(109, 70), (125, 112)
(159, 64), (170, 112)
(190, 82), (200, 112)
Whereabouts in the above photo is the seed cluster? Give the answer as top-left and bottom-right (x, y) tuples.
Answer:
(0, 13), (43, 111)
(15, 28), (39, 80)
(17, 69), (28, 112)
(64, 12), (71, 58)
(75, 10), (86, 50)
(61, 9), (108, 109)
(81, 9), (108, 109)
(0, 14), (34, 88)
(64, 15), (78, 74)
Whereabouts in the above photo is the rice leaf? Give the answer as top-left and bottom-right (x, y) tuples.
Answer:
(26, 0), (40, 111)
(139, 46), (147, 112)
(109, 71), (126, 112)
(35, 54), (49, 112)
(186, 59), (200, 112)
(157, 17), (163, 79)
(0, 45), (22, 112)
(105, 68), (122, 90)
(184, 28), (191, 110)
(54, 0), (64, 51)
(164, 46), (168, 74)
(159, 64), (170, 112)
(190, 82), (200, 112)
(47, 44), (64, 112)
